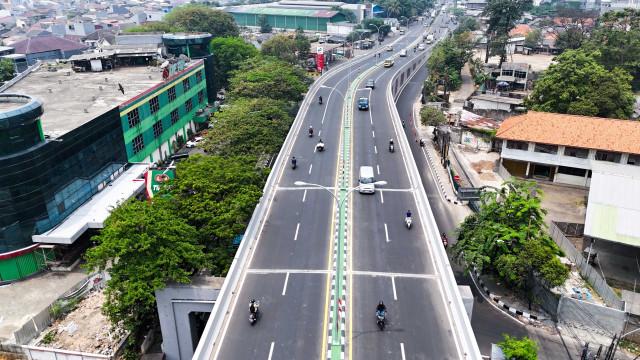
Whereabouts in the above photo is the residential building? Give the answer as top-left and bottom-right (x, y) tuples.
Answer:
(11, 35), (89, 65)
(495, 112), (640, 187)
(0, 33), (216, 282)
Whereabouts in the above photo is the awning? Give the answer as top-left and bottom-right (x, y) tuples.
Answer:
(32, 163), (150, 244)
(68, 51), (116, 61)
(496, 75), (515, 82)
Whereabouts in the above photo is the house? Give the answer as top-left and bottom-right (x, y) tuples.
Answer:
(12, 35), (89, 65)
(495, 62), (529, 90)
(495, 112), (640, 187)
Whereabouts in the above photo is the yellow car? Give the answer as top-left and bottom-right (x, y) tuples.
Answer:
(383, 58), (394, 67)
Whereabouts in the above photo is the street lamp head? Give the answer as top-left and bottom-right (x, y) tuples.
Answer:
(294, 181), (308, 186)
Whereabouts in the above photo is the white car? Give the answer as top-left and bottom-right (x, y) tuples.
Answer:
(399, 49), (407, 57)
(418, 44), (426, 51)
(386, 45), (393, 51)
(186, 137), (203, 148)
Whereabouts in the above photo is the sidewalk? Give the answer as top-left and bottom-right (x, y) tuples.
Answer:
(448, 63), (475, 113)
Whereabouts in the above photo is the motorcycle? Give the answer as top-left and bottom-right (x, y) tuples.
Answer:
(402, 120), (405, 128)
(319, 97), (323, 105)
(309, 128), (313, 137)
(441, 233), (448, 248)
(291, 158), (297, 169)
(316, 140), (324, 152)
(376, 311), (386, 330)
(389, 143), (394, 153)
(419, 138), (425, 147)
(405, 216), (412, 229)
(249, 301), (260, 326)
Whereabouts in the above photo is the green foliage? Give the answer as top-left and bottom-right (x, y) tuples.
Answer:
(294, 33), (311, 61)
(83, 199), (211, 336)
(530, 1), (558, 16)
(524, 29), (542, 48)
(228, 57), (311, 102)
(67, 13), (77, 19)
(447, 7), (464, 17)
(0, 59), (15, 82)
(427, 32), (473, 76)
(258, 14), (272, 33)
(454, 16), (479, 35)
(41, 332), (55, 345)
(162, 5), (239, 38)
(498, 334), (539, 360)
(210, 37), (260, 90)
(524, 49), (634, 119)
(260, 34), (301, 65)
(49, 303), (62, 319)
(482, 0), (533, 63)
(420, 106), (447, 126)
(362, 18), (391, 37)
(330, 5), (357, 23)
(449, 179), (569, 301)
(126, 22), (180, 33)
(201, 98), (292, 158)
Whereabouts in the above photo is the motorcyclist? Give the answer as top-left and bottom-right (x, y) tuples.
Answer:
(376, 301), (386, 314)
(291, 157), (297, 166)
(249, 299), (258, 314)
(309, 126), (313, 135)
(402, 119), (405, 127)
(389, 139), (394, 146)
(319, 96), (323, 104)
(406, 210), (412, 218)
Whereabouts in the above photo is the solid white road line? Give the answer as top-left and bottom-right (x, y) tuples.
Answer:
(302, 189), (307, 202)
(348, 270), (438, 279)
(282, 272), (289, 296)
(377, 164), (380, 175)
(247, 269), (332, 274)
(268, 342), (275, 360)
(308, 164), (313, 174)
(384, 223), (389, 242)
(374, 145), (377, 154)
(392, 276), (397, 300)
(372, 130), (375, 138)
(294, 223), (300, 241)
(400, 343), (406, 360)
(380, 190), (384, 204)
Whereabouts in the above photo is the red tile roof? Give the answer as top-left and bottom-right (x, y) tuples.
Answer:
(496, 111), (640, 154)
(509, 24), (532, 37)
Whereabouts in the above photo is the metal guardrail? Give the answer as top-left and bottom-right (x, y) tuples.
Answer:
(385, 34), (482, 359)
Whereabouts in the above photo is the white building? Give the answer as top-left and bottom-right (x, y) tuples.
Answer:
(495, 111), (640, 187)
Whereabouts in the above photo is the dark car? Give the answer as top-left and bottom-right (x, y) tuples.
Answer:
(366, 79), (375, 89)
(358, 97), (370, 110)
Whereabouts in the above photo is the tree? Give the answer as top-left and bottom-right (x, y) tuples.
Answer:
(498, 334), (539, 360)
(524, 29), (542, 48)
(481, 0), (533, 63)
(164, 155), (268, 275)
(294, 32), (311, 61)
(330, 5), (357, 23)
(455, 16), (479, 35)
(258, 14), (272, 33)
(201, 98), (293, 158)
(447, 7), (464, 17)
(210, 37), (260, 91)
(362, 18), (391, 37)
(548, 6), (598, 50)
(126, 22), (180, 33)
(162, 4), (239, 38)
(0, 59), (15, 83)
(260, 34), (299, 65)
(228, 57), (311, 102)
(449, 179), (568, 300)
(524, 49), (634, 119)
(83, 199), (210, 336)
(420, 106), (447, 126)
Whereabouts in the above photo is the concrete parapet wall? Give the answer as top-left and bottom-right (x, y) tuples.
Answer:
(557, 296), (627, 337)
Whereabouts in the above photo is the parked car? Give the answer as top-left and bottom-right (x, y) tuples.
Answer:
(366, 79), (375, 89)
(186, 137), (203, 148)
(383, 58), (394, 67)
(358, 97), (370, 110)
(399, 49), (407, 57)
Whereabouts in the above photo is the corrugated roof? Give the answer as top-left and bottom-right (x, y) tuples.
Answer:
(12, 35), (88, 54)
(496, 111), (640, 155)
(584, 161), (640, 245)
(227, 6), (338, 17)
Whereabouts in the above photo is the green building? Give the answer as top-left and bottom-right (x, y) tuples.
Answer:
(227, 7), (347, 32)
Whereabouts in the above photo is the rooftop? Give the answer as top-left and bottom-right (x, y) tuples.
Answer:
(3, 59), (200, 137)
(496, 111), (640, 155)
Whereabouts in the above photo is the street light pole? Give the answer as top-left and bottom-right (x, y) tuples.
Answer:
(368, 24), (383, 65)
(294, 180), (386, 353)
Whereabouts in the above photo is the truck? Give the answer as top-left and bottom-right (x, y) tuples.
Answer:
(426, 34), (434, 44)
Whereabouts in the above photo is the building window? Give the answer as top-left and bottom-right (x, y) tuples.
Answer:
(185, 99), (193, 113)
(183, 78), (191, 93)
(132, 134), (144, 154)
(514, 70), (527, 79)
(506, 140), (528, 150)
(196, 70), (203, 84)
(198, 90), (204, 104)
(628, 154), (640, 166)
(558, 166), (587, 177)
(595, 150), (621, 163)
(153, 120), (163, 138)
(128, 108), (140, 128)
(564, 146), (589, 159)
(170, 109), (179, 124)
(149, 96), (159, 114)
(168, 86), (176, 102)
(502, 69), (514, 76)
(534, 143), (558, 154)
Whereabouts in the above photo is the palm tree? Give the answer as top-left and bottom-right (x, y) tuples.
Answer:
(386, 1), (402, 18)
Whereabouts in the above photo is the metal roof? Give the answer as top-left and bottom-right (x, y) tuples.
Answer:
(584, 161), (640, 246)
(68, 50), (116, 61)
(227, 6), (339, 17)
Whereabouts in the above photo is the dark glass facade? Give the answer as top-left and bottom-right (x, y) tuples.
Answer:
(0, 95), (44, 156)
(0, 105), (127, 252)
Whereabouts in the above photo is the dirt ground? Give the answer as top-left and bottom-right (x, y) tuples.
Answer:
(37, 291), (123, 355)
(473, 50), (557, 73)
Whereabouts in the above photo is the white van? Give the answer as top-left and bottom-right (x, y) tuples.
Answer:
(358, 166), (376, 193)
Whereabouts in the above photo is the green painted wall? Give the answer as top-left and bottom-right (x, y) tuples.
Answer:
(120, 64), (208, 162)
(0, 248), (50, 281)
(232, 13), (345, 31)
